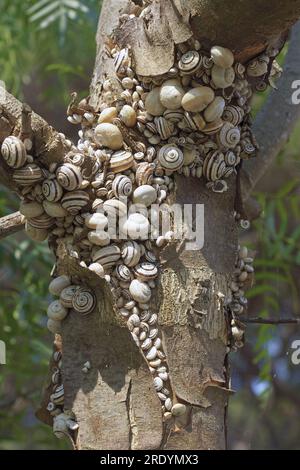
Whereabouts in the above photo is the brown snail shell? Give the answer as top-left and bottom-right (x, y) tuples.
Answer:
(12, 164), (43, 186)
(42, 179), (64, 202)
(61, 190), (90, 214)
(72, 287), (96, 315)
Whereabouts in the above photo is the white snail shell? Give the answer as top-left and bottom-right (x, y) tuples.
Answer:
(1, 136), (27, 168)
(60, 285), (78, 308)
(159, 79), (185, 110)
(211, 65), (235, 88)
(119, 105), (137, 128)
(133, 185), (157, 207)
(133, 262), (158, 281)
(12, 163), (43, 186)
(85, 213), (108, 230)
(61, 190), (90, 214)
(158, 145), (184, 172)
(129, 279), (152, 303)
(72, 287), (96, 315)
(211, 46), (234, 69)
(47, 300), (68, 321)
(222, 105), (244, 126)
(112, 174), (133, 198)
(121, 213), (150, 240)
(94, 123), (124, 150)
(171, 403), (186, 416)
(178, 50), (202, 74)
(88, 230), (110, 246)
(42, 179), (64, 202)
(204, 96), (225, 122)
(49, 275), (71, 296)
(103, 199), (127, 218)
(56, 163), (83, 191)
(98, 107), (118, 124)
(121, 241), (141, 267)
(181, 86), (215, 112)
(145, 87), (166, 116)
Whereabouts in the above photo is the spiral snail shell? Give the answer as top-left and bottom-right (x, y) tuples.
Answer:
(135, 162), (154, 186)
(154, 117), (175, 140)
(218, 122), (241, 149)
(12, 164), (43, 186)
(1, 136), (27, 168)
(72, 287), (96, 315)
(211, 46), (234, 69)
(158, 145), (184, 172)
(92, 245), (121, 268)
(42, 179), (64, 202)
(222, 105), (244, 127)
(112, 174), (133, 198)
(211, 65), (235, 89)
(28, 213), (55, 229)
(181, 86), (215, 113)
(47, 300), (68, 321)
(129, 279), (152, 304)
(114, 264), (132, 282)
(109, 150), (134, 173)
(203, 151), (227, 182)
(133, 262), (158, 281)
(61, 190), (90, 214)
(204, 96), (225, 123)
(121, 240), (141, 267)
(56, 163), (83, 191)
(178, 50), (202, 75)
(246, 58), (268, 77)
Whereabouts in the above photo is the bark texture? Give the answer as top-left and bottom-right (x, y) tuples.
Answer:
(0, 212), (24, 240)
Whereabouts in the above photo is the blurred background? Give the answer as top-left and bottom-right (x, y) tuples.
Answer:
(0, 0), (299, 450)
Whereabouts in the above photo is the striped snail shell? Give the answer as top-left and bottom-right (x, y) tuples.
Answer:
(163, 109), (184, 123)
(218, 122), (241, 149)
(42, 179), (64, 202)
(154, 117), (175, 140)
(103, 199), (127, 218)
(203, 151), (227, 182)
(56, 163), (83, 191)
(210, 46), (234, 69)
(114, 48), (130, 76)
(12, 163), (43, 186)
(158, 145), (184, 172)
(202, 118), (224, 135)
(28, 213), (55, 229)
(121, 241), (141, 267)
(211, 65), (235, 89)
(135, 162), (154, 186)
(133, 262), (158, 281)
(178, 50), (202, 74)
(112, 174), (133, 198)
(49, 275), (71, 296)
(225, 151), (239, 166)
(114, 264), (132, 282)
(1, 136), (27, 168)
(222, 105), (244, 127)
(61, 190), (90, 214)
(60, 285), (78, 308)
(246, 58), (268, 77)
(92, 245), (121, 268)
(72, 287), (96, 315)
(129, 279), (152, 304)
(109, 150), (134, 173)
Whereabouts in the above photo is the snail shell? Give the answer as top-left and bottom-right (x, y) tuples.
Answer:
(203, 151), (227, 182)
(28, 213), (55, 229)
(47, 318), (62, 334)
(49, 275), (71, 296)
(211, 65), (235, 88)
(225, 151), (239, 166)
(12, 163), (43, 186)
(134, 262), (158, 281)
(159, 79), (185, 110)
(146, 346), (157, 361)
(72, 287), (96, 315)
(42, 179), (64, 202)
(47, 300), (68, 321)
(56, 163), (82, 191)
(114, 264), (132, 282)
(163, 109), (184, 123)
(85, 213), (108, 230)
(202, 118), (224, 135)
(121, 213), (150, 240)
(141, 338), (152, 351)
(218, 122), (241, 149)
(121, 241), (141, 267)
(103, 199), (127, 218)
(153, 377), (164, 391)
(25, 222), (48, 242)
(43, 200), (68, 218)
(1, 136), (27, 168)
(154, 117), (175, 140)
(92, 245), (121, 268)
(171, 403), (186, 417)
(133, 185), (157, 207)
(98, 107), (118, 124)
(145, 87), (166, 116)
(183, 111), (206, 131)
(109, 150), (134, 173)
(181, 86), (215, 113)
(60, 285), (78, 308)
(114, 48), (130, 76)
(129, 279), (152, 304)
(119, 105), (137, 128)
(19, 201), (44, 218)
(61, 190), (90, 214)
(158, 145), (184, 172)
(247, 58), (268, 77)
(135, 162), (154, 186)
(94, 123), (124, 150)
(112, 174), (133, 198)
(204, 96), (225, 122)
(178, 50), (202, 74)
(222, 105), (244, 126)
(211, 46), (234, 69)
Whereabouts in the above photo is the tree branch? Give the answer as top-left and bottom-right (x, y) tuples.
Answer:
(0, 212), (25, 240)
(241, 317), (300, 325)
(242, 21), (300, 200)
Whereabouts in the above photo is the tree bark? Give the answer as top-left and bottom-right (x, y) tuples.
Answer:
(57, 0), (300, 450)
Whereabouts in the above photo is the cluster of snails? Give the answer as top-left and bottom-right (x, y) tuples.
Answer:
(228, 245), (255, 348)
(47, 275), (96, 334)
(46, 349), (78, 438)
(0, 36), (281, 433)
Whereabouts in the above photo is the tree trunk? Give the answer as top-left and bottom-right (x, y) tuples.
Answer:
(54, 0), (300, 450)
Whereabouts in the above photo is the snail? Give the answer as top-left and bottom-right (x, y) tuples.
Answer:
(158, 145), (184, 172)
(56, 163), (83, 191)
(72, 287), (96, 315)
(1, 136), (27, 168)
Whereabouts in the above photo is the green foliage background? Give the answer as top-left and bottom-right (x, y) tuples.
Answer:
(0, 0), (299, 450)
